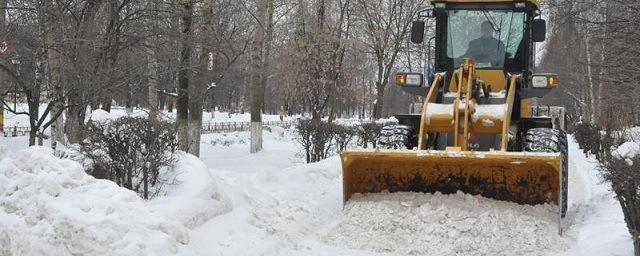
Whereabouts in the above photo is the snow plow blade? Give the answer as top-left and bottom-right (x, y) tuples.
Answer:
(341, 150), (562, 206)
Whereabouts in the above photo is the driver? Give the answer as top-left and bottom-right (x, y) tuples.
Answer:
(464, 21), (506, 66)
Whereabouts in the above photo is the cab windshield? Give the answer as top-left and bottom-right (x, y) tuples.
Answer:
(446, 10), (526, 68)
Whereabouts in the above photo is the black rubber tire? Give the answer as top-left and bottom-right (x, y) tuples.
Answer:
(523, 128), (568, 218)
(378, 125), (416, 149)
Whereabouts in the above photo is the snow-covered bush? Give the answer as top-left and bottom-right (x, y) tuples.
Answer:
(295, 120), (388, 163)
(334, 124), (357, 152)
(603, 142), (640, 254)
(80, 117), (178, 199)
(294, 119), (395, 163)
(295, 119), (337, 163)
(574, 122), (602, 156)
(357, 122), (384, 148)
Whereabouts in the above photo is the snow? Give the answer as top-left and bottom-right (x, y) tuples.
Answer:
(474, 104), (505, 120)
(481, 118), (495, 127)
(207, 132), (249, 146)
(324, 191), (570, 255)
(612, 141), (640, 162)
(88, 109), (116, 122)
(444, 91), (505, 99)
(422, 103), (505, 126)
(427, 103), (454, 116)
(0, 124), (636, 255)
(149, 153), (232, 229)
(179, 131), (635, 255)
(0, 146), (189, 256)
(557, 138), (634, 256)
(424, 103), (453, 125)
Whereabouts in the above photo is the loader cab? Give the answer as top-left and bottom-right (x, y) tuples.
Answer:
(432, 2), (541, 74)
(411, 1), (546, 92)
(401, 0), (554, 125)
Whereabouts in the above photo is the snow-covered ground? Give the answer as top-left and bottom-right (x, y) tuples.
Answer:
(0, 126), (635, 255)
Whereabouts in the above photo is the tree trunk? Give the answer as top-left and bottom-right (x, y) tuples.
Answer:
(250, 0), (274, 153)
(147, 43), (159, 120)
(634, 235), (640, 256)
(42, 1), (65, 147)
(585, 34), (596, 124)
(185, 0), (215, 157)
(0, 0), (5, 26)
(373, 82), (385, 119)
(177, 2), (193, 152)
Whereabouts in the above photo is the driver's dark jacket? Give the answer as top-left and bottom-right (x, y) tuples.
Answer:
(464, 37), (506, 65)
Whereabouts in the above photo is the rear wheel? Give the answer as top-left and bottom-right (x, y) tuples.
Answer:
(378, 125), (416, 149)
(523, 128), (568, 217)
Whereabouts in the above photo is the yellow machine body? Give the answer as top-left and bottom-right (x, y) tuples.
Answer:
(341, 59), (562, 207)
(342, 150), (561, 205)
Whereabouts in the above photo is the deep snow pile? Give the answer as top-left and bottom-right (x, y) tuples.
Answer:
(0, 146), (189, 256)
(150, 153), (232, 228)
(323, 191), (571, 256)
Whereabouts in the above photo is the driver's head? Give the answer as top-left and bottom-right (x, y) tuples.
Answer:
(481, 21), (494, 38)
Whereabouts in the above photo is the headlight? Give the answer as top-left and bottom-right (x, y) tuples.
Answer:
(531, 74), (558, 88)
(395, 73), (424, 87)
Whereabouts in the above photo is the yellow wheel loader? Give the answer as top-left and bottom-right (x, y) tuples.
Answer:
(341, 0), (568, 232)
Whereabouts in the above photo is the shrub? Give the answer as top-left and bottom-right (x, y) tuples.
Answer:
(358, 122), (383, 148)
(80, 117), (178, 199)
(295, 120), (390, 163)
(334, 125), (357, 153)
(574, 122), (602, 157)
(295, 119), (336, 163)
(601, 149), (640, 255)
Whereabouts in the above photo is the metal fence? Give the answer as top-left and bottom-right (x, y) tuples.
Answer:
(1, 126), (30, 137)
(201, 121), (293, 133)
(2, 121), (294, 137)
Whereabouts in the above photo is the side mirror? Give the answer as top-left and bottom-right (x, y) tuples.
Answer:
(411, 20), (425, 44)
(532, 19), (546, 42)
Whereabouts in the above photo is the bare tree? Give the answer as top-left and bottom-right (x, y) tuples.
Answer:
(250, 0), (274, 153)
(177, 0), (193, 152)
(357, 0), (420, 119)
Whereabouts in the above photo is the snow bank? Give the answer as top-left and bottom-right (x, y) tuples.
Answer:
(0, 146), (189, 256)
(150, 153), (232, 229)
(88, 109), (115, 122)
(613, 141), (640, 164)
(323, 191), (571, 255)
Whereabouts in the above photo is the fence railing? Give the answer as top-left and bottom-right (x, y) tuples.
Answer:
(2, 120), (294, 137)
(201, 121), (293, 133)
(1, 126), (31, 137)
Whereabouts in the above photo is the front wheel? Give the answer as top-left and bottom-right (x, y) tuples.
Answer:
(522, 128), (568, 217)
(378, 125), (416, 149)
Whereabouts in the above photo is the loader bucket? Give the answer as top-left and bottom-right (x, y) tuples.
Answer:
(341, 150), (562, 206)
